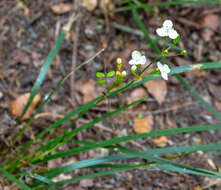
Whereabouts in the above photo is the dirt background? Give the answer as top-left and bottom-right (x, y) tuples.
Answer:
(1, 0), (221, 189)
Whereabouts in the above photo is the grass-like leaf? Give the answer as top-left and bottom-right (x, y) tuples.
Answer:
(21, 30), (66, 120)
(38, 124), (221, 164)
(0, 167), (32, 190)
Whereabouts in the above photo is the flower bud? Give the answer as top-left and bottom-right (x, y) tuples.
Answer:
(117, 57), (122, 64)
(131, 65), (137, 76)
(116, 71), (121, 76)
(162, 49), (168, 56)
(131, 65), (137, 71)
(121, 71), (126, 77)
(180, 50), (187, 55)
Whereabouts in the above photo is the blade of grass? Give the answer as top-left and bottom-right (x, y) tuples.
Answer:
(117, 0), (221, 12)
(28, 142), (221, 187)
(20, 13), (79, 120)
(20, 30), (66, 120)
(0, 167), (32, 190)
(31, 163), (150, 189)
(116, 146), (221, 177)
(30, 142), (221, 188)
(131, 2), (221, 121)
(37, 142), (221, 164)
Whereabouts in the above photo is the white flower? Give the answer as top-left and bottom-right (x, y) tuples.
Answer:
(129, 50), (146, 65)
(156, 20), (179, 39)
(157, 61), (170, 80)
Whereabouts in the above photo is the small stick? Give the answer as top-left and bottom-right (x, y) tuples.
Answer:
(70, 1), (82, 107)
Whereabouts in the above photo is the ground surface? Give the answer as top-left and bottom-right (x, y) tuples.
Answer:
(1, 0), (221, 189)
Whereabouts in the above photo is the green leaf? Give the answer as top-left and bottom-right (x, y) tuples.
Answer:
(0, 167), (32, 190)
(21, 30), (67, 120)
(37, 124), (221, 164)
(96, 72), (105, 78)
(20, 173), (56, 185)
(106, 71), (115, 77)
(96, 80), (106, 85)
(31, 142), (221, 187)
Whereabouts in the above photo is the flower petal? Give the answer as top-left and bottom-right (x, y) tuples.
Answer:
(163, 20), (173, 29)
(161, 72), (168, 80)
(168, 29), (178, 39)
(131, 50), (141, 59)
(163, 64), (170, 73)
(129, 59), (136, 65)
(156, 28), (167, 37)
(157, 61), (163, 71)
(139, 56), (147, 65)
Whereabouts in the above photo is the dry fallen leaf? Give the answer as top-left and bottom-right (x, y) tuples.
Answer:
(127, 88), (147, 104)
(144, 79), (167, 105)
(200, 14), (219, 41)
(79, 179), (94, 188)
(10, 93), (41, 119)
(99, 0), (115, 18)
(77, 80), (103, 104)
(83, 0), (97, 11)
(133, 117), (153, 133)
(153, 136), (168, 147)
(193, 186), (201, 190)
(208, 83), (221, 102)
(17, 0), (30, 16)
(51, 3), (72, 14)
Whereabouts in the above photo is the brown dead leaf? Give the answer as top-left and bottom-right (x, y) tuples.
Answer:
(200, 14), (219, 41)
(133, 117), (153, 133)
(78, 80), (103, 104)
(51, 3), (72, 14)
(99, 0), (115, 18)
(153, 136), (168, 147)
(10, 93), (41, 119)
(215, 100), (221, 112)
(144, 79), (167, 105)
(193, 186), (201, 190)
(129, 88), (147, 102)
(208, 83), (221, 102)
(83, 0), (97, 11)
(17, 0), (30, 16)
(79, 179), (94, 188)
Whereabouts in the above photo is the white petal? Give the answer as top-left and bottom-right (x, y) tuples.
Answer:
(131, 50), (141, 59)
(162, 64), (170, 73)
(129, 59), (136, 65)
(163, 20), (173, 29)
(139, 56), (147, 65)
(156, 28), (167, 37)
(157, 61), (163, 71)
(161, 72), (168, 80)
(168, 29), (178, 39)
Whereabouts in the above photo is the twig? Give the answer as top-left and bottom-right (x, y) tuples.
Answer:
(70, 1), (82, 107)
